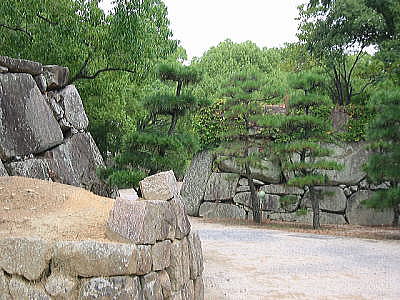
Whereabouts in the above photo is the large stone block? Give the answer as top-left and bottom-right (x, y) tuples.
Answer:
(346, 191), (394, 225)
(152, 240), (172, 271)
(233, 192), (280, 211)
(204, 173), (239, 201)
(218, 155), (281, 183)
(302, 186), (347, 212)
(8, 276), (50, 300)
(158, 270), (172, 299)
(44, 272), (78, 299)
(0, 73), (64, 160)
(0, 269), (10, 297)
(180, 238), (191, 284)
(0, 56), (43, 75)
(57, 85), (89, 131)
(106, 198), (176, 244)
(79, 276), (142, 300)
(181, 280), (194, 300)
(199, 202), (246, 220)
(43, 65), (69, 90)
(181, 151), (213, 216)
(267, 211), (347, 225)
(170, 195), (191, 239)
(321, 142), (370, 185)
(53, 240), (139, 277)
(140, 170), (179, 200)
(0, 160), (8, 176)
(166, 240), (184, 292)
(45, 132), (105, 187)
(0, 238), (53, 281)
(187, 231), (204, 280)
(5, 158), (50, 180)
(141, 272), (163, 300)
(260, 184), (304, 195)
(194, 277), (204, 300)
(137, 245), (153, 275)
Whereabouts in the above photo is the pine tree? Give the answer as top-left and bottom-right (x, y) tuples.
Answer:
(363, 88), (400, 226)
(274, 71), (343, 229)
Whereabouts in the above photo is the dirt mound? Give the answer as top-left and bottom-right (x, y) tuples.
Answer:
(0, 176), (114, 241)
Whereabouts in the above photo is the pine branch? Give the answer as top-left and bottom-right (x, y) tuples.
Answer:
(0, 23), (32, 40)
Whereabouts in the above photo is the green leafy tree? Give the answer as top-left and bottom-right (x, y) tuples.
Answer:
(218, 69), (282, 223)
(274, 71), (343, 229)
(363, 87), (400, 226)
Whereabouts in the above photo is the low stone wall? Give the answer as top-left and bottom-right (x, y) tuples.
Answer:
(181, 144), (394, 226)
(0, 171), (204, 299)
(0, 56), (108, 195)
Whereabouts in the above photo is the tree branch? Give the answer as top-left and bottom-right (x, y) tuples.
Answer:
(70, 67), (137, 83)
(36, 13), (59, 26)
(0, 23), (32, 40)
(353, 78), (378, 97)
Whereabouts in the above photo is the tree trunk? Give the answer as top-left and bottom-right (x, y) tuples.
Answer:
(245, 162), (261, 223)
(393, 205), (399, 227)
(310, 187), (320, 229)
(168, 113), (178, 135)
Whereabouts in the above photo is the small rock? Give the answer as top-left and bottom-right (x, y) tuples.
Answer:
(350, 185), (358, 192)
(344, 188), (352, 197)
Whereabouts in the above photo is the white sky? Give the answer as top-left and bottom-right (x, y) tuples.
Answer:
(100, 0), (306, 60)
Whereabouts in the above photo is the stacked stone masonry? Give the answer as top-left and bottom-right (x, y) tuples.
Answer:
(181, 146), (395, 226)
(0, 56), (107, 195)
(0, 171), (204, 299)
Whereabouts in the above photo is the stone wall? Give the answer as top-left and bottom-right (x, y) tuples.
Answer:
(181, 143), (394, 226)
(0, 171), (204, 299)
(0, 56), (108, 195)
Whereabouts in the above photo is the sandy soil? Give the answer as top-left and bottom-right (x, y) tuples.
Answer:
(0, 176), (114, 241)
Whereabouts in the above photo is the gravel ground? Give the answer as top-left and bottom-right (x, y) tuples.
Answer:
(190, 217), (400, 300)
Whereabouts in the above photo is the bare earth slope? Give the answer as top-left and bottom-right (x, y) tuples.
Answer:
(0, 176), (114, 241)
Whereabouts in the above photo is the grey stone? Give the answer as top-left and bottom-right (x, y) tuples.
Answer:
(303, 186), (347, 212)
(106, 198), (176, 244)
(141, 272), (163, 300)
(58, 85), (89, 130)
(322, 142), (370, 185)
(187, 231), (204, 280)
(0, 160), (8, 176)
(171, 292), (183, 300)
(236, 185), (250, 192)
(158, 270), (172, 299)
(181, 151), (213, 216)
(350, 185), (358, 192)
(152, 240), (172, 271)
(43, 65), (69, 90)
(199, 202), (246, 220)
(359, 179), (369, 190)
(181, 280), (194, 300)
(194, 277), (204, 300)
(166, 240), (184, 292)
(46, 93), (65, 120)
(0, 56), (43, 75)
(218, 155), (281, 183)
(53, 240), (140, 277)
(79, 276), (142, 300)
(44, 272), (78, 299)
(45, 132), (105, 188)
(267, 211), (347, 225)
(233, 192), (251, 207)
(238, 177), (265, 186)
(140, 170), (179, 201)
(181, 238), (191, 284)
(0, 66), (8, 73)
(170, 195), (191, 239)
(34, 74), (47, 93)
(0, 269), (10, 298)
(204, 173), (239, 201)
(233, 192), (280, 211)
(137, 245), (153, 275)
(0, 73), (64, 160)
(0, 237), (53, 281)
(347, 191), (394, 225)
(370, 183), (389, 190)
(5, 158), (51, 180)
(344, 188), (352, 197)
(9, 276), (50, 300)
(260, 184), (304, 195)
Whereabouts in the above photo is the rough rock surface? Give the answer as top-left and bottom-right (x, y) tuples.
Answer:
(170, 195), (191, 239)
(194, 277), (204, 300)
(0, 73), (64, 159)
(322, 143), (370, 185)
(0, 160), (8, 176)
(141, 272), (163, 300)
(268, 211), (347, 225)
(57, 85), (89, 130)
(152, 240), (172, 271)
(187, 231), (204, 280)
(5, 158), (50, 180)
(260, 184), (304, 195)
(9, 276), (50, 300)
(140, 170), (178, 200)
(233, 192), (280, 211)
(43, 65), (69, 90)
(303, 186), (347, 212)
(347, 191), (394, 225)
(167, 240), (185, 292)
(0, 56), (42, 75)
(44, 272), (78, 299)
(181, 151), (213, 216)
(0, 238), (53, 281)
(106, 198), (176, 244)
(199, 202), (246, 220)
(204, 173), (240, 201)
(158, 270), (173, 299)
(79, 276), (142, 300)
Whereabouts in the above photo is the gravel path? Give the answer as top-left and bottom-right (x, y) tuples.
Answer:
(190, 218), (400, 300)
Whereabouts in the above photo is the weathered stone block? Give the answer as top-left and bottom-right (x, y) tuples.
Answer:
(0, 66), (8, 73)
(204, 173), (239, 201)
(53, 240), (139, 277)
(44, 272), (78, 299)
(199, 202), (246, 220)
(140, 170), (178, 200)
(158, 270), (172, 299)
(267, 211), (347, 225)
(181, 280), (194, 300)
(260, 184), (304, 195)
(57, 85), (89, 130)
(152, 240), (172, 271)
(0, 73), (64, 160)
(187, 231), (203, 279)
(5, 158), (51, 180)
(166, 240), (184, 292)
(303, 186), (347, 212)
(347, 191), (394, 225)
(237, 185), (250, 192)
(194, 277), (204, 300)
(34, 74), (47, 93)
(234, 192), (280, 211)
(137, 245), (153, 275)
(171, 195), (191, 239)
(0, 238), (52, 281)
(141, 272), (163, 300)
(238, 177), (265, 186)
(0, 269), (10, 297)
(0, 160), (8, 176)
(79, 276), (142, 300)
(9, 276), (50, 300)
(181, 238), (191, 284)
(43, 65), (69, 90)
(181, 151), (213, 216)
(106, 198), (176, 244)
(0, 56), (43, 75)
